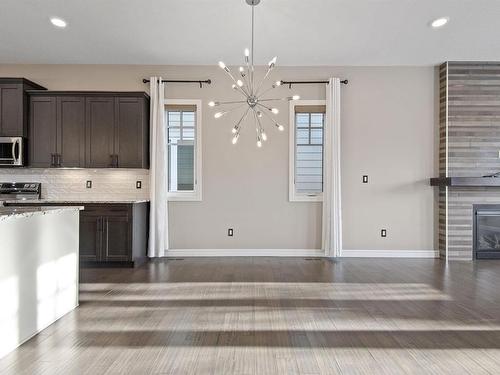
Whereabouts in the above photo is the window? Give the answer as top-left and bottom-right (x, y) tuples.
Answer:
(289, 100), (326, 202)
(165, 100), (202, 201)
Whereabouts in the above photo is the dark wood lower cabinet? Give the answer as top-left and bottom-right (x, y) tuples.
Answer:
(79, 210), (101, 262)
(79, 203), (148, 267)
(7, 201), (149, 267)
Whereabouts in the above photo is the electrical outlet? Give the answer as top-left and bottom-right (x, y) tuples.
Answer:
(381, 229), (387, 238)
(136, 181), (142, 189)
(86, 180), (92, 189)
(228, 228), (234, 237)
(362, 175), (369, 183)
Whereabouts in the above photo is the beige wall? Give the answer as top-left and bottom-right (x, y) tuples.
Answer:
(0, 64), (437, 251)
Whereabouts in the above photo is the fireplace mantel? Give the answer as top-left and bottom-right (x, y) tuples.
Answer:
(430, 177), (500, 187)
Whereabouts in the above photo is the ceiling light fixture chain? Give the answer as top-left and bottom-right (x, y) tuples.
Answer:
(209, 0), (300, 147)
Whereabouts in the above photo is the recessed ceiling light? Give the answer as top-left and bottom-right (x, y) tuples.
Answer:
(50, 17), (67, 28)
(431, 17), (449, 28)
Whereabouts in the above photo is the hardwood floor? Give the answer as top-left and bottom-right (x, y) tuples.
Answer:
(1, 257), (500, 374)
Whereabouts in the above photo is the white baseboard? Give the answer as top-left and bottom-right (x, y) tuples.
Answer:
(341, 249), (439, 258)
(165, 249), (325, 257)
(164, 249), (439, 258)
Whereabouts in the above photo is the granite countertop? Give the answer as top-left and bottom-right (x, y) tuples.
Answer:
(3, 199), (150, 204)
(0, 206), (83, 221)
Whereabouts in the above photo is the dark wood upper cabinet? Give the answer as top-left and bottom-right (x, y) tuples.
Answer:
(58, 97), (85, 167)
(29, 96), (57, 168)
(0, 78), (46, 137)
(30, 96), (86, 168)
(115, 97), (149, 168)
(28, 91), (150, 169)
(0, 84), (23, 136)
(85, 97), (115, 168)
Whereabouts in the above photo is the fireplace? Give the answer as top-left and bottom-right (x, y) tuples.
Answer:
(474, 204), (500, 259)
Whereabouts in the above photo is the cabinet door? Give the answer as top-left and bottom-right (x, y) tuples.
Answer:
(80, 213), (102, 262)
(85, 97), (115, 168)
(0, 84), (24, 136)
(102, 214), (131, 261)
(29, 96), (57, 167)
(114, 97), (146, 168)
(57, 96), (85, 167)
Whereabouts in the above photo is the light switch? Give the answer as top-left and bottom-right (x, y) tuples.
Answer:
(362, 175), (368, 183)
(86, 180), (92, 189)
(381, 229), (387, 238)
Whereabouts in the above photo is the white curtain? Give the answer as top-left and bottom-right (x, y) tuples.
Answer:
(148, 77), (168, 257)
(322, 78), (342, 257)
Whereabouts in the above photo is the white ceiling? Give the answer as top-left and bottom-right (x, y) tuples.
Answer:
(1, 0), (500, 66)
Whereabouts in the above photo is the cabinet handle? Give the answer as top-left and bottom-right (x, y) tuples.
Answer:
(50, 153), (55, 167)
(57, 154), (62, 167)
(110, 154), (119, 168)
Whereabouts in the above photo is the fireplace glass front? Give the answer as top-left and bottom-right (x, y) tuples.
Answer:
(474, 205), (500, 259)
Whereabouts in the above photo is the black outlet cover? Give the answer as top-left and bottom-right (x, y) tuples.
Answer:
(86, 180), (92, 189)
(362, 175), (368, 183)
(381, 229), (387, 238)
(136, 181), (142, 189)
(228, 228), (234, 237)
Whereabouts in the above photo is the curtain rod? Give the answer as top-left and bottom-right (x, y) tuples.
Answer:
(142, 78), (212, 88)
(279, 79), (348, 89)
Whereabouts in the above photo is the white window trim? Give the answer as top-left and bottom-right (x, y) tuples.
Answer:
(289, 99), (326, 202)
(165, 99), (202, 202)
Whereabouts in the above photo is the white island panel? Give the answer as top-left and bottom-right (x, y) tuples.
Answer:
(0, 208), (80, 359)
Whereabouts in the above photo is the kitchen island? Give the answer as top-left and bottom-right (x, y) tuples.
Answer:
(0, 206), (81, 359)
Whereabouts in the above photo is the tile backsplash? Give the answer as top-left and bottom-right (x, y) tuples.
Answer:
(0, 169), (150, 201)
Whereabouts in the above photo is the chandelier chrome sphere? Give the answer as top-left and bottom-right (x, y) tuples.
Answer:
(209, 0), (300, 147)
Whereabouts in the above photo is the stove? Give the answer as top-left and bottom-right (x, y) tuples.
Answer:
(0, 182), (41, 204)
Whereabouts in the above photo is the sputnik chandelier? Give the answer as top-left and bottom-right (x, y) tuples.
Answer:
(209, 0), (300, 147)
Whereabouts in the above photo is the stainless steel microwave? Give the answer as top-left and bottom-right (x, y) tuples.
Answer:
(0, 137), (24, 167)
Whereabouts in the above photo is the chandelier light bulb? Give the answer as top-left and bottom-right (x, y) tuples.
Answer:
(276, 124), (284, 131)
(232, 126), (238, 134)
(257, 111), (263, 118)
(232, 134), (239, 144)
(275, 80), (282, 86)
(244, 48), (250, 57)
(214, 111), (226, 119)
(218, 61), (226, 69)
(208, 101), (216, 107)
(262, 132), (267, 141)
(292, 95), (300, 100)
(257, 140), (262, 148)
(237, 80), (244, 87)
(232, 84), (237, 90)
(239, 66), (245, 73)
(271, 108), (279, 114)
(268, 56), (277, 68)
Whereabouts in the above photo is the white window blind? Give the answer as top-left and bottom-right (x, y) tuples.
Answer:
(166, 105), (196, 192)
(289, 101), (326, 202)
